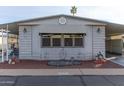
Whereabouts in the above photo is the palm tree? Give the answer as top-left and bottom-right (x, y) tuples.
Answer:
(70, 6), (77, 16)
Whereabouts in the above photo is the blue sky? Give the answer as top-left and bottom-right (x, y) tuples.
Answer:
(0, 6), (124, 24)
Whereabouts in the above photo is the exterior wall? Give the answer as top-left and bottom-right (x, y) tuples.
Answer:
(19, 16), (106, 60)
(31, 25), (93, 60)
(92, 26), (106, 58)
(19, 26), (32, 59)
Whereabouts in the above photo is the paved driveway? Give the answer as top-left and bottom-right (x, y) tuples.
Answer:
(0, 75), (124, 86)
(111, 57), (124, 66)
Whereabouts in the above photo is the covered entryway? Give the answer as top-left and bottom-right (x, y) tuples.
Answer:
(0, 23), (19, 62)
(106, 23), (124, 57)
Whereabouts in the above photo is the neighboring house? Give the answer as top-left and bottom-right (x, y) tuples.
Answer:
(106, 34), (124, 54)
(106, 23), (124, 55)
(0, 14), (106, 61)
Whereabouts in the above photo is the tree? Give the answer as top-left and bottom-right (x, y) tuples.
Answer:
(70, 6), (77, 16)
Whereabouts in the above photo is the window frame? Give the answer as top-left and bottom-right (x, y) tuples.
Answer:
(41, 37), (51, 47)
(52, 38), (61, 47)
(74, 37), (84, 47)
(40, 33), (85, 48)
(64, 38), (73, 47)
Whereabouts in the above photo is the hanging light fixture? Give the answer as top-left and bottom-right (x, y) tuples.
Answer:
(97, 27), (101, 33)
(23, 28), (27, 33)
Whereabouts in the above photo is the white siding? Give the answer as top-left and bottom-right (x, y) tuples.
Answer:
(19, 26), (32, 59)
(18, 16), (106, 60)
(92, 26), (106, 58)
(30, 24), (93, 60)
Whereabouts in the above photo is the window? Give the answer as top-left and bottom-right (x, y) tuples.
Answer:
(52, 38), (61, 46)
(41, 34), (51, 47)
(52, 34), (61, 47)
(74, 38), (83, 47)
(74, 34), (84, 47)
(64, 34), (73, 46)
(64, 38), (73, 46)
(41, 33), (84, 47)
(42, 38), (51, 47)
(41, 34), (61, 47)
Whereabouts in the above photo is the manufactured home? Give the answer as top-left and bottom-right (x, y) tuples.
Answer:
(0, 14), (107, 61)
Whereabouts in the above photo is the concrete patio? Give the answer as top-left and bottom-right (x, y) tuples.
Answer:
(110, 56), (124, 66)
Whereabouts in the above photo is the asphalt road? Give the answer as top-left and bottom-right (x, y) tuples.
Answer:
(0, 75), (124, 86)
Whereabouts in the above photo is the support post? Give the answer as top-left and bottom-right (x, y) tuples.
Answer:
(2, 29), (4, 62)
(6, 25), (9, 61)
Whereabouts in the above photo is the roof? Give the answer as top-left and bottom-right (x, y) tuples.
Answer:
(0, 14), (124, 35)
(0, 14), (108, 35)
(1, 14), (108, 25)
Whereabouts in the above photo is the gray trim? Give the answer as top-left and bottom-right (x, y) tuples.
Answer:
(0, 14), (108, 25)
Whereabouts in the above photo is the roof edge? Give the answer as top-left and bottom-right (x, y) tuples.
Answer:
(0, 14), (108, 25)
(0, 14), (124, 26)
